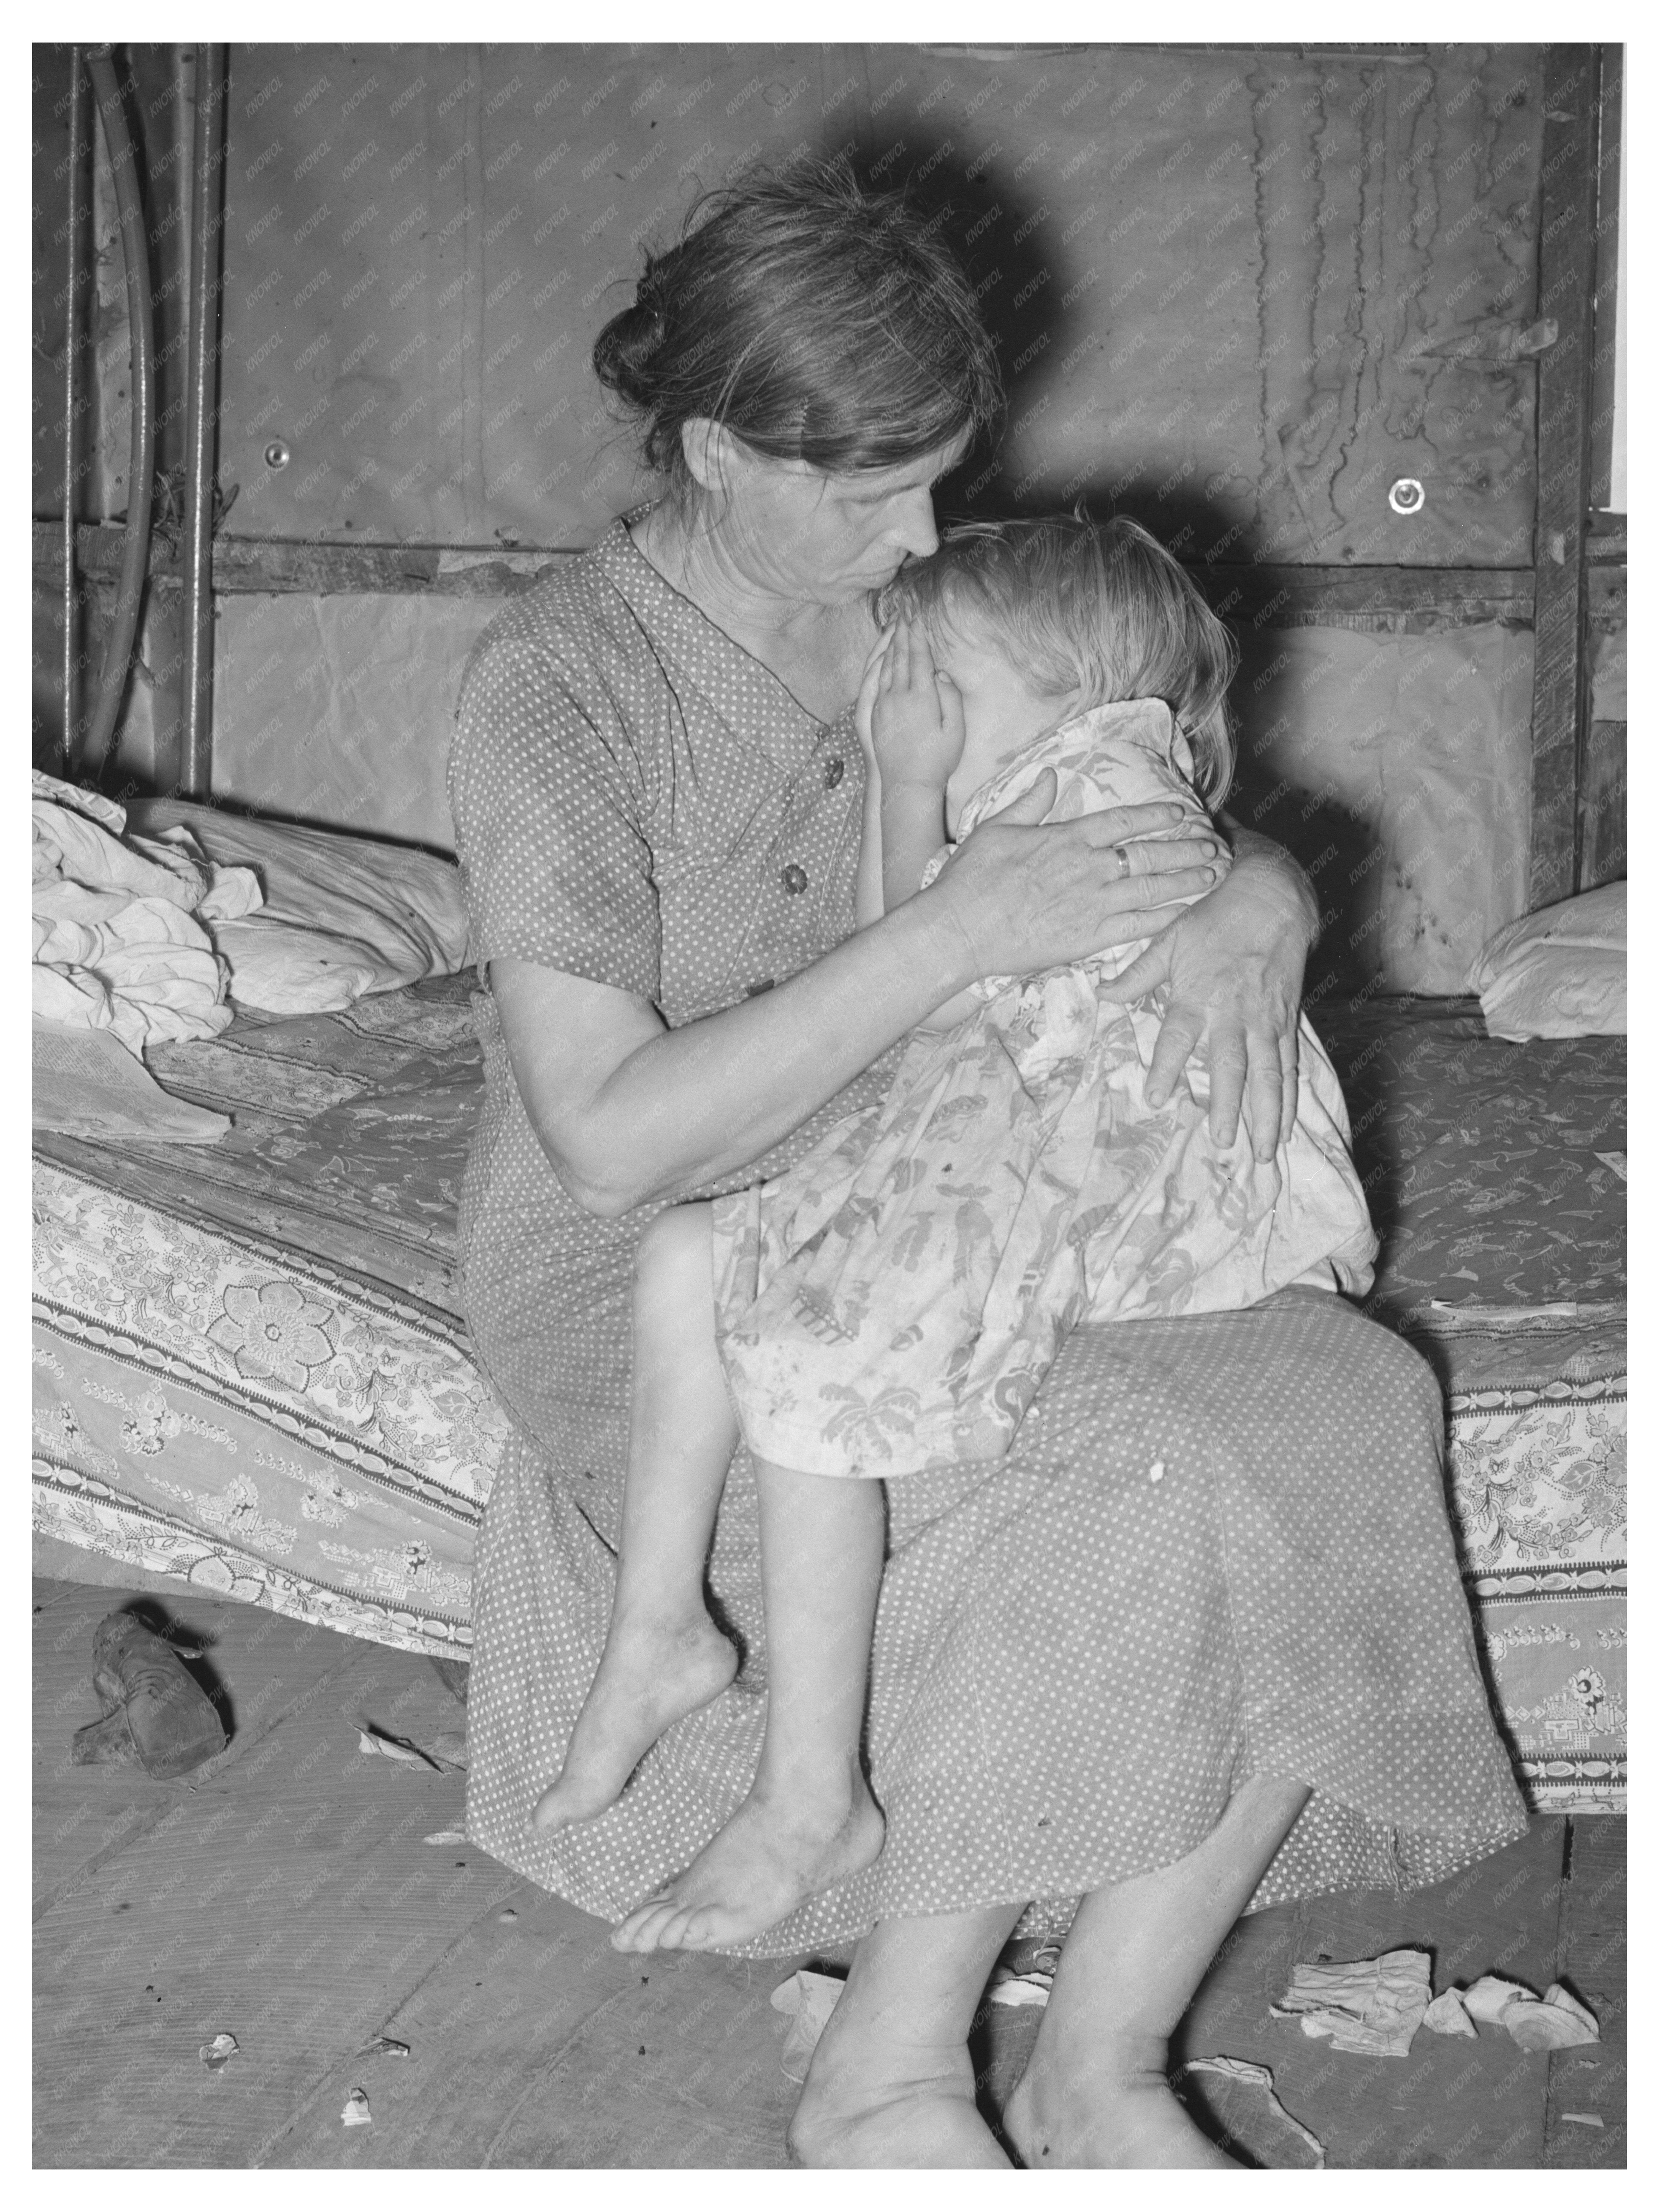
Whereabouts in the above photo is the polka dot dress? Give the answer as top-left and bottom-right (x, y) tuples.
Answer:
(448, 518), (1528, 1958)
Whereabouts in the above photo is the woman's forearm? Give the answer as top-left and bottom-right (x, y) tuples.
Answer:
(501, 893), (981, 1217)
(502, 795), (1228, 1216)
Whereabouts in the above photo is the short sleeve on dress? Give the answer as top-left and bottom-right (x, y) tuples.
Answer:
(449, 625), (661, 1000)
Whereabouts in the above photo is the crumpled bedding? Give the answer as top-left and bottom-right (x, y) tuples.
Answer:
(127, 797), (472, 1006)
(31, 773), (261, 1053)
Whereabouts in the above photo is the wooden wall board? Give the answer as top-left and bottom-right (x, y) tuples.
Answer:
(1578, 721), (1626, 892)
(33, 520), (1538, 618)
(1586, 48), (1622, 515)
(1580, 560), (1626, 889)
(204, 43), (1544, 562)
(1196, 565), (1532, 634)
(1526, 47), (1600, 910)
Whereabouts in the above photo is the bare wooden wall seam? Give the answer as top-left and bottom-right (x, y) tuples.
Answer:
(1526, 46), (1601, 911)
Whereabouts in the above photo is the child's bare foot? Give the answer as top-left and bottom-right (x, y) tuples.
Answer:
(532, 1614), (737, 1833)
(610, 1775), (885, 1952)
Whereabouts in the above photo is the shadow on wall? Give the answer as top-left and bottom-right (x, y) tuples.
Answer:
(832, 133), (1522, 996)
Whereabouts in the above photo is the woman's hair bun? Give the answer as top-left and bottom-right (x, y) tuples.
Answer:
(590, 154), (1001, 483)
(592, 262), (670, 408)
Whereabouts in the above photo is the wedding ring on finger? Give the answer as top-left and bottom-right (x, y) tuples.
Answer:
(1110, 845), (1131, 880)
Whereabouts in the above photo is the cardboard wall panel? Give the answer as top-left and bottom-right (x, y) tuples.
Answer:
(209, 593), (493, 849)
(1231, 621), (1534, 991)
(216, 43), (1544, 561)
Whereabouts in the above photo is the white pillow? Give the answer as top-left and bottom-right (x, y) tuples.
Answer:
(126, 800), (470, 990)
(209, 917), (384, 1014)
(1467, 883), (1626, 1041)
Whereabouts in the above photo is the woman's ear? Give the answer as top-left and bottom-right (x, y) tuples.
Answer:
(679, 418), (739, 498)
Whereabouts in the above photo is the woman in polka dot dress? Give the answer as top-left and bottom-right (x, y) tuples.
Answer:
(536, 513), (1381, 1962)
(449, 159), (1526, 2168)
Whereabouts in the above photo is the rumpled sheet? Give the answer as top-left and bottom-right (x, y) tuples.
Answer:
(32, 772), (261, 1054)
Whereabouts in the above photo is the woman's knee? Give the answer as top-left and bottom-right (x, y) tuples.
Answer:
(1265, 1297), (1445, 1440)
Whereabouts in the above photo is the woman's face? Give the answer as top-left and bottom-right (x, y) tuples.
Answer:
(692, 427), (972, 607)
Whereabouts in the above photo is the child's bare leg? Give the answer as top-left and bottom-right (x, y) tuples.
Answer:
(533, 1204), (739, 1832)
(612, 1460), (887, 1951)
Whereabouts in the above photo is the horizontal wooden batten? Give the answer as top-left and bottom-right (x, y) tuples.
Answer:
(35, 522), (1535, 631)
(1191, 565), (1533, 633)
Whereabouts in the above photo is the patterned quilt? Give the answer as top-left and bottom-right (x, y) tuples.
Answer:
(33, 983), (1625, 1808)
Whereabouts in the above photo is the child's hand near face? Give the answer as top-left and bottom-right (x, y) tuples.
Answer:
(861, 618), (966, 795)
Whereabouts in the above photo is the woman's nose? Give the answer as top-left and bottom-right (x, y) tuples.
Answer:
(889, 490), (939, 561)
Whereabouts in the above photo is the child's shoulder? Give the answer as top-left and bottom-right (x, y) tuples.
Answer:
(1054, 698), (1185, 771)
(958, 701), (1198, 840)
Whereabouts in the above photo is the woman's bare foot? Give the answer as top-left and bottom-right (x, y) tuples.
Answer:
(610, 1773), (884, 1952)
(1001, 2034), (1237, 2169)
(531, 1613), (736, 1833)
(789, 2028), (1008, 2168)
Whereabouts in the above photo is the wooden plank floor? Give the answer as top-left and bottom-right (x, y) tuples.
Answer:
(33, 1578), (1625, 2168)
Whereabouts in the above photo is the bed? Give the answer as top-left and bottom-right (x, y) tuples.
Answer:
(31, 917), (1626, 1811)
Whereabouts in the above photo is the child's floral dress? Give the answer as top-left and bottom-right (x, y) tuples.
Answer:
(710, 699), (1377, 1477)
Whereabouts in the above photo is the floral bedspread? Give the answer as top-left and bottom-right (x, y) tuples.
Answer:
(33, 982), (1626, 1806)
(32, 976), (499, 1654)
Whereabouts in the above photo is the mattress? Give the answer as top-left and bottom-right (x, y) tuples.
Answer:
(33, 982), (1626, 1808)
(31, 974), (499, 1656)
(1311, 994), (1626, 1815)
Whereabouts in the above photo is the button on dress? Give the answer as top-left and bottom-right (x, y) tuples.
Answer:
(448, 515), (1526, 1956)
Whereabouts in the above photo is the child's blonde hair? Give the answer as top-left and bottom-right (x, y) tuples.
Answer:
(878, 513), (1237, 802)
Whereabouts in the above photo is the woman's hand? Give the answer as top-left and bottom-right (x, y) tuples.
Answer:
(1104, 830), (1318, 1158)
(867, 618), (966, 795)
(923, 776), (1224, 987)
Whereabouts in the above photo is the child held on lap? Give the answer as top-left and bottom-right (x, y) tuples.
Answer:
(534, 515), (1378, 1954)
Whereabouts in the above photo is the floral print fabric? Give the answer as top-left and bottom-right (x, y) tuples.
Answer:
(713, 702), (1377, 1477)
